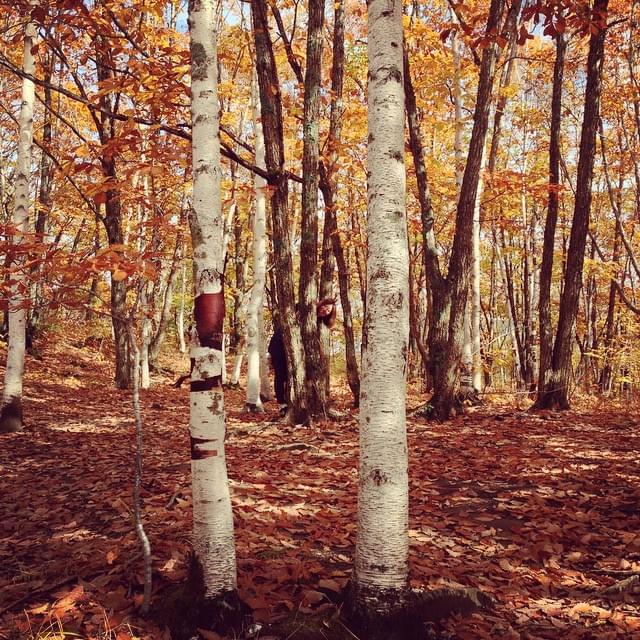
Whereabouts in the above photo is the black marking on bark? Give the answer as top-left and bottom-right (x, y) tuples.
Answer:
(190, 43), (208, 82)
(190, 435), (218, 460)
(190, 376), (222, 392)
(368, 133), (375, 143)
(209, 393), (223, 414)
(373, 267), (390, 280)
(390, 150), (403, 162)
(370, 468), (389, 485)
(188, 209), (204, 248)
(374, 66), (402, 84)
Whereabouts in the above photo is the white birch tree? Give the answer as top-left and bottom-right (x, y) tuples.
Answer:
(187, 0), (236, 599)
(350, 0), (410, 625)
(245, 70), (267, 411)
(177, 262), (187, 354)
(0, 13), (37, 433)
(471, 154), (486, 392)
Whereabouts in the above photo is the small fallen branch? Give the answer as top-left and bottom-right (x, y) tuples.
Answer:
(600, 574), (640, 596)
(276, 442), (322, 453)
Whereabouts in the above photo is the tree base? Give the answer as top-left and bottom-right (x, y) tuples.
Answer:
(244, 403), (265, 414)
(531, 390), (570, 411)
(457, 384), (482, 407)
(343, 582), (494, 640)
(0, 398), (23, 433)
(344, 582), (421, 640)
(152, 554), (251, 640)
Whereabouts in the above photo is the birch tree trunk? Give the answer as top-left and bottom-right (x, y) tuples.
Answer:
(177, 263), (187, 353)
(187, 0), (237, 604)
(246, 70), (267, 411)
(471, 156), (484, 391)
(348, 0), (410, 628)
(0, 13), (37, 432)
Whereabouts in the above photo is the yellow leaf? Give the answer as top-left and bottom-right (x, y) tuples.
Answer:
(112, 269), (128, 282)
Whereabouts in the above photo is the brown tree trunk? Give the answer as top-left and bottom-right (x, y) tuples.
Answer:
(430, 0), (507, 419)
(536, 26), (566, 401)
(599, 128), (623, 393)
(403, 46), (449, 392)
(535, 0), (609, 409)
(251, 0), (308, 422)
(94, 29), (129, 389)
(299, 0), (326, 417)
(319, 0), (360, 406)
(348, 191), (367, 314)
(28, 53), (54, 340)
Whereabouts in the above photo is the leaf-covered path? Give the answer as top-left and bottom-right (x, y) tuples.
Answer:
(1, 340), (639, 639)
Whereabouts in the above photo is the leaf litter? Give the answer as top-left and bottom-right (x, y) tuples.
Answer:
(0, 338), (639, 639)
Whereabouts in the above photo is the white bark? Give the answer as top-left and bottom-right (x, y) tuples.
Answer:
(471, 151), (486, 391)
(177, 262), (187, 353)
(220, 333), (227, 385)
(245, 69), (267, 409)
(230, 348), (243, 385)
(2, 16), (37, 414)
(354, 0), (409, 610)
(188, 0), (236, 596)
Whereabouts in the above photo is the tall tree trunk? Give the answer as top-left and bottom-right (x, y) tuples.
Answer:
(349, 192), (367, 313)
(177, 262), (187, 353)
(318, 194), (336, 401)
(28, 52), (54, 340)
(536, 26), (566, 400)
(245, 70), (267, 411)
(348, 0), (409, 629)
(600, 130), (623, 393)
(404, 47), (449, 392)
(299, 0), (326, 416)
(471, 154), (485, 392)
(0, 13), (37, 433)
(535, 0), (609, 409)
(252, 0), (308, 423)
(94, 28), (129, 389)
(319, 0), (360, 406)
(187, 0), (237, 603)
(148, 235), (182, 365)
(430, 0), (507, 419)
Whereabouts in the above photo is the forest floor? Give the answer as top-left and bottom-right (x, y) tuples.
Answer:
(1, 335), (639, 640)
